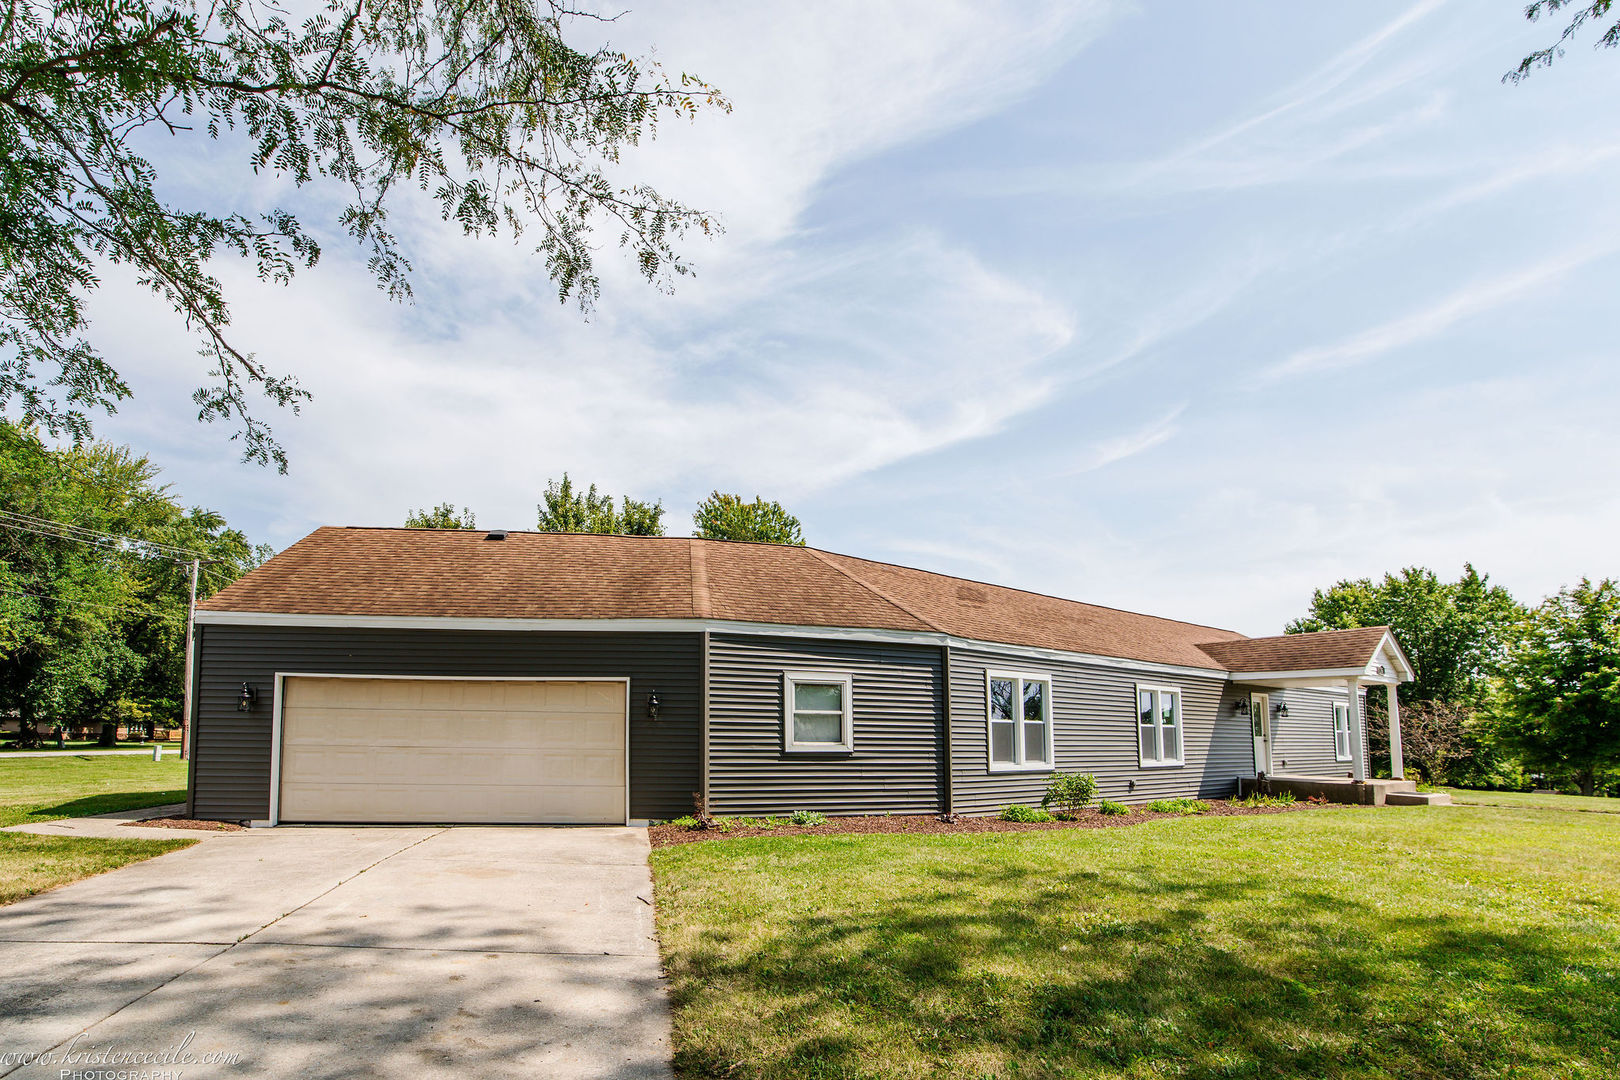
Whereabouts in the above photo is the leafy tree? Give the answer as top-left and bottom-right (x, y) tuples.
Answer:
(1508, 1), (1620, 82)
(405, 503), (476, 529)
(536, 474), (663, 536)
(1359, 699), (1523, 789)
(1286, 564), (1525, 705)
(692, 492), (805, 546)
(0, 421), (259, 742)
(0, 0), (727, 469)
(1489, 578), (1620, 796)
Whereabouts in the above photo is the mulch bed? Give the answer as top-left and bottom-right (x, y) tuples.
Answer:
(647, 799), (1329, 847)
(127, 817), (247, 832)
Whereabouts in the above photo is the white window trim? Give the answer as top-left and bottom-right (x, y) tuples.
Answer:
(985, 670), (1054, 773)
(782, 671), (855, 754)
(1135, 683), (1185, 768)
(1332, 703), (1351, 762)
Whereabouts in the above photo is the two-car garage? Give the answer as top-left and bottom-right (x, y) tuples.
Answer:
(273, 676), (629, 825)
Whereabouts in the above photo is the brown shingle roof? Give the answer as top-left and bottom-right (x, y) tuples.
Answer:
(200, 527), (1373, 673)
(1195, 626), (1393, 673)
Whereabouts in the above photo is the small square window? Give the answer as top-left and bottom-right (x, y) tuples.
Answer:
(783, 673), (853, 753)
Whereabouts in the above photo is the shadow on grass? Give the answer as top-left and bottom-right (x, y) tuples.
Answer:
(27, 789), (186, 822)
(664, 860), (1620, 1079)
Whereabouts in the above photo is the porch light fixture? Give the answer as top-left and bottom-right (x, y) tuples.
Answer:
(1233, 699), (1250, 717)
(646, 692), (662, 721)
(1274, 702), (1289, 718)
(236, 682), (257, 712)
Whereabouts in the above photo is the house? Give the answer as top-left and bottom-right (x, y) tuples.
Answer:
(187, 527), (1414, 825)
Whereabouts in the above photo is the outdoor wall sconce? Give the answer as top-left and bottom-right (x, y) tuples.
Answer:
(646, 692), (662, 721)
(1127, 779), (1136, 792)
(1274, 702), (1289, 718)
(237, 682), (257, 712)
(1233, 699), (1250, 717)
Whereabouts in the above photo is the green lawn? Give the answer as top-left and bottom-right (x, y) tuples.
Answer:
(1442, 787), (1620, 814)
(652, 805), (1620, 1079)
(0, 754), (189, 827)
(0, 832), (195, 906)
(0, 755), (195, 906)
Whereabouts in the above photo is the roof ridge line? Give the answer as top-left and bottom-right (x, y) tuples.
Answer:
(803, 548), (945, 635)
(689, 539), (712, 618)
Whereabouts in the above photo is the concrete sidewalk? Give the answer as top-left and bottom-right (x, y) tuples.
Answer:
(1, 748), (174, 757)
(0, 826), (672, 1079)
(2, 802), (201, 840)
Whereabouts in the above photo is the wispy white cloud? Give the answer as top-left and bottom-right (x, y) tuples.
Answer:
(1261, 243), (1617, 382)
(1065, 404), (1186, 475)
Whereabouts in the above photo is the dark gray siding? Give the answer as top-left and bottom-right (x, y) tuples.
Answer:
(708, 633), (943, 815)
(948, 646), (1251, 813)
(192, 626), (701, 821)
(1269, 686), (1368, 778)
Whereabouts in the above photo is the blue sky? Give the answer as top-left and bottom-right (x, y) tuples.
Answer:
(82, 0), (1620, 634)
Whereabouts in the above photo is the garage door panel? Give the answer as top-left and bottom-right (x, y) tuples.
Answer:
(278, 678), (626, 824)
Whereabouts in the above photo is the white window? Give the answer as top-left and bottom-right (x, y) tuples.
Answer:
(783, 672), (854, 753)
(986, 671), (1052, 771)
(1332, 703), (1351, 762)
(1136, 685), (1183, 767)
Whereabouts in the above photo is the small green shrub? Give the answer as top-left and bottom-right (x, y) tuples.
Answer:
(999, 804), (1054, 823)
(1096, 799), (1131, 816)
(1041, 772), (1099, 817)
(788, 809), (828, 826)
(732, 815), (781, 830)
(667, 815), (700, 828)
(1144, 797), (1209, 815)
(1235, 791), (1296, 808)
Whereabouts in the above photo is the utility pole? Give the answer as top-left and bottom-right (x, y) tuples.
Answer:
(181, 558), (199, 761)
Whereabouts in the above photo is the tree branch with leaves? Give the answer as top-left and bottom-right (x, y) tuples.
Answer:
(0, 0), (727, 469)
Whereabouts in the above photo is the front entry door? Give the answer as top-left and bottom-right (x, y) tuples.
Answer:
(1251, 693), (1272, 773)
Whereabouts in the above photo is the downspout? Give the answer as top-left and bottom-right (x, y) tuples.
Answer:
(940, 643), (954, 817)
(184, 624), (202, 819)
(701, 629), (712, 817)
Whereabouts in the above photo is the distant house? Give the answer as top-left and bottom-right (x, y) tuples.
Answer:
(188, 528), (1413, 825)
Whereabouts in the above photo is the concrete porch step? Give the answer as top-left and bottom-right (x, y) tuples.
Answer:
(1385, 791), (1452, 806)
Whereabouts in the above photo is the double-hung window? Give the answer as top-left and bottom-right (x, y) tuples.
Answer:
(783, 672), (854, 753)
(1332, 703), (1351, 761)
(1136, 685), (1183, 767)
(987, 671), (1052, 771)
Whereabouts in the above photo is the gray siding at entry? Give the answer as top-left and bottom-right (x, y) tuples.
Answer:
(708, 633), (943, 815)
(947, 646), (1252, 813)
(1268, 686), (1368, 779)
(191, 625), (701, 821)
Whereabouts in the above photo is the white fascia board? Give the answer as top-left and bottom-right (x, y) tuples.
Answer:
(1227, 668), (1367, 682)
(193, 610), (1234, 683)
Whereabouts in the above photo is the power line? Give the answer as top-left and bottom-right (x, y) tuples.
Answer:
(0, 508), (207, 560)
(0, 585), (185, 624)
(0, 509), (210, 562)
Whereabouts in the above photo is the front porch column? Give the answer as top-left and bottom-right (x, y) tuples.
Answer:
(1387, 686), (1405, 780)
(1345, 677), (1366, 782)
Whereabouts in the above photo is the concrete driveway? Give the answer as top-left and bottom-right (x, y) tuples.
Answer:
(0, 827), (672, 1079)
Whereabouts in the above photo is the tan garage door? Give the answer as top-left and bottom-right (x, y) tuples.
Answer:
(277, 677), (626, 824)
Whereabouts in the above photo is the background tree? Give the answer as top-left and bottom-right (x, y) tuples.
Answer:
(536, 474), (664, 536)
(692, 493), (805, 545)
(1288, 564), (1526, 786)
(1508, 1), (1620, 82)
(1287, 564), (1524, 705)
(405, 503), (476, 529)
(1489, 578), (1620, 796)
(0, 0), (727, 469)
(0, 421), (261, 744)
